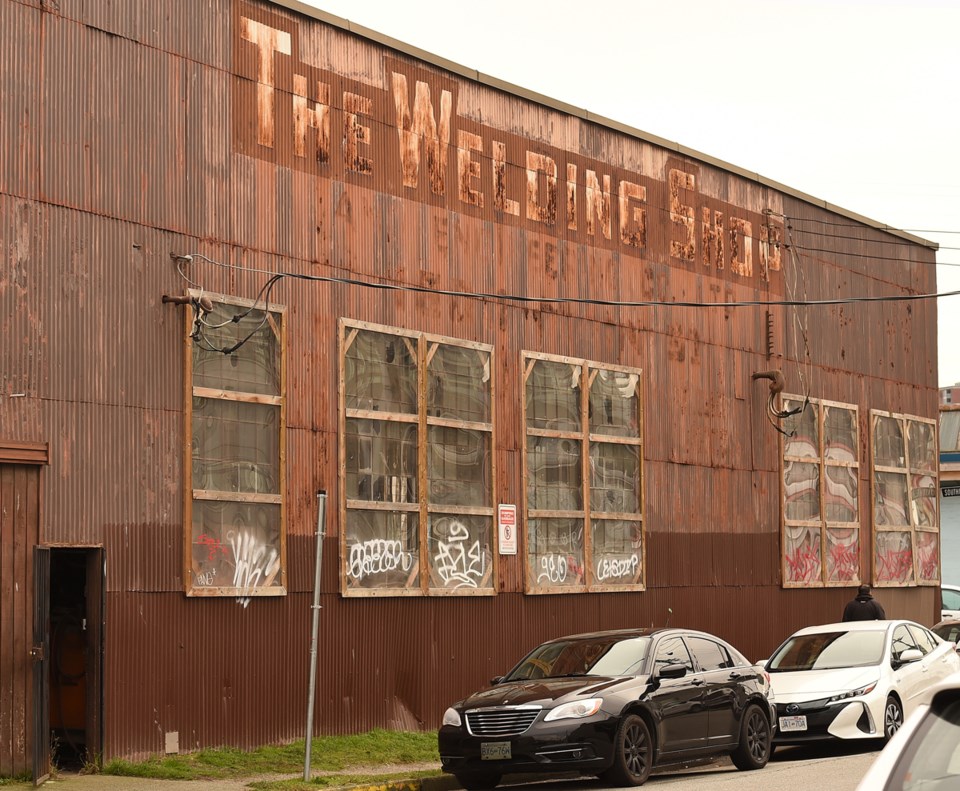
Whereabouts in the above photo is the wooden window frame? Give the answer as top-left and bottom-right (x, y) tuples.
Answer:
(780, 396), (860, 589)
(870, 409), (940, 587)
(522, 351), (644, 595)
(183, 290), (287, 598)
(339, 319), (496, 597)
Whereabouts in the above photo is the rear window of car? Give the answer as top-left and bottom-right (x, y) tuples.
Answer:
(767, 630), (886, 671)
(886, 693), (960, 789)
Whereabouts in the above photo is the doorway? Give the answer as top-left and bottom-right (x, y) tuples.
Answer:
(47, 549), (103, 771)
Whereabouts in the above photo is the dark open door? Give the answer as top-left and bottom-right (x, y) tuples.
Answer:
(84, 550), (104, 764)
(32, 546), (50, 786)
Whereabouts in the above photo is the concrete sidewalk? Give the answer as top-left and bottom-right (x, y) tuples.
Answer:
(5, 764), (458, 791)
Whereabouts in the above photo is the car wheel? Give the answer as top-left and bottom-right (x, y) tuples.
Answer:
(600, 713), (652, 787)
(453, 772), (501, 791)
(730, 704), (772, 771)
(883, 695), (904, 742)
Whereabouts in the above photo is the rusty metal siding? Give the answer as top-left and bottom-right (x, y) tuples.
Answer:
(0, 0), (943, 765)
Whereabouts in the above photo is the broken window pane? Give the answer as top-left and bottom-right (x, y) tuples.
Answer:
(526, 360), (581, 431)
(344, 419), (418, 503)
(345, 510), (420, 590)
(527, 518), (585, 588)
(589, 369), (638, 438)
(427, 514), (494, 591)
(427, 426), (490, 507)
(345, 330), (418, 414)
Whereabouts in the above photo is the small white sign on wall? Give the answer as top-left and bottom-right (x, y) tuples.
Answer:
(498, 504), (517, 555)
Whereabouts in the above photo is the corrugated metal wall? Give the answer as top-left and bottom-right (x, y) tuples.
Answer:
(0, 0), (942, 763)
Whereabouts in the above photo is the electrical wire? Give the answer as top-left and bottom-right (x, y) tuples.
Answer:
(174, 252), (960, 311)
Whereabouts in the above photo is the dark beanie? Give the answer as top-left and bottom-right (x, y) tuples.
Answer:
(858, 584), (870, 596)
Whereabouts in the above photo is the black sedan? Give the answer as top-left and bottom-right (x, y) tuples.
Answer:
(438, 627), (775, 788)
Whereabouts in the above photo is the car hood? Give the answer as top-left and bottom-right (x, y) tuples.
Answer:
(458, 676), (643, 709)
(769, 667), (879, 700)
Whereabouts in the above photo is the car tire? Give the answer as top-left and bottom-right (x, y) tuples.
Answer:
(453, 772), (501, 791)
(600, 713), (653, 787)
(730, 703), (772, 771)
(883, 695), (904, 743)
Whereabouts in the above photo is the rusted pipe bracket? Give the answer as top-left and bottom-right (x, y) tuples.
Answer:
(751, 370), (784, 394)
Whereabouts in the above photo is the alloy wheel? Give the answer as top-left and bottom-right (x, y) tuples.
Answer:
(623, 720), (650, 779)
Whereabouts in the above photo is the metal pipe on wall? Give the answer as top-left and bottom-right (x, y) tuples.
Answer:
(304, 491), (327, 781)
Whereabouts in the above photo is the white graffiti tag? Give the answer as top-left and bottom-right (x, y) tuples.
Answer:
(536, 553), (568, 584)
(595, 554), (639, 583)
(434, 521), (486, 589)
(347, 539), (416, 581)
(230, 531), (280, 608)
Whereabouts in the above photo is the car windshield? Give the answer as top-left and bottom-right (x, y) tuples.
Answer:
(504, 635), (652, 680)
(767, 629), (886, 671)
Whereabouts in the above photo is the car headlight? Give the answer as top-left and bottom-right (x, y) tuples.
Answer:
(442, 707), (462, 727)
(544, 698), (603, 722)
(827, 682), (877, 704)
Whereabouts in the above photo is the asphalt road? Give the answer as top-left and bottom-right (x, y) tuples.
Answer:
(495, 742), (881, 791)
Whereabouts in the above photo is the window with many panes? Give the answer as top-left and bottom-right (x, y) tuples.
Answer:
(781, 396), (859, 587)
(871, 410), (939, 586)
(185, 292), (285, 599)
(523, 352), (643, 594)
(340, 320), (495, 595)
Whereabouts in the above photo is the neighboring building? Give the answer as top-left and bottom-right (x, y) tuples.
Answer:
(0, 0), (943, 780)
(941, 407), (960, 583)
(941, 383), (960, 406)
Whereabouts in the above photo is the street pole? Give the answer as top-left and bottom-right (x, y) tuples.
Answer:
(304, 490), (327, 781)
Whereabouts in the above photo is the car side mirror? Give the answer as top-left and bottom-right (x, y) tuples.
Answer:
(489, 676), (504, 685)
(897, 649), (923, 665)
(656, 664), (688, 680)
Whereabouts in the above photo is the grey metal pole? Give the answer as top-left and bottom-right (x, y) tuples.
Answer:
(304, 490), (327, 781)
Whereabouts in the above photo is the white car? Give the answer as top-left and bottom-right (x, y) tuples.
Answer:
(855, 671), (960, 790)
(942, 583), (960, 620)
(765, 620), (960, 747)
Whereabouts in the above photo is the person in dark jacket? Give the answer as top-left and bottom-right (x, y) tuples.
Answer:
(842, 584), (886, 621)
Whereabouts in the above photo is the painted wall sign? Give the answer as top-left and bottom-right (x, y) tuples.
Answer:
(233, 3), (784, 284)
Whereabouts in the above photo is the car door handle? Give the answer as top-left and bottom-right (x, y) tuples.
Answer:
(728, 672), (745, 680)
(691, 678), (705, 686)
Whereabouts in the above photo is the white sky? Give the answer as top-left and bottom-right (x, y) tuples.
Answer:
(300, 0), (960, 387)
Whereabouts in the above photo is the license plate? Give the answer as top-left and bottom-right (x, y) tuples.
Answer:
(779, 715), (807, 732)
(480, 741), (511, 760)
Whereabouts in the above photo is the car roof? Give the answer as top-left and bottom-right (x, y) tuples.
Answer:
(789, 619), (905, 636)
(539, 627), (722, 643)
